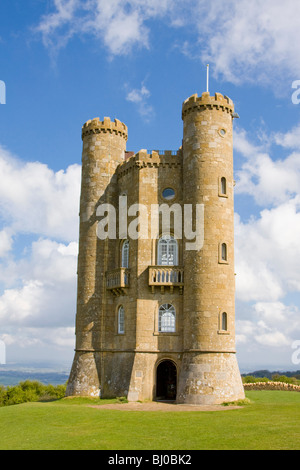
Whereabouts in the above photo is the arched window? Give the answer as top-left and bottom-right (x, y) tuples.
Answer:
(121, 240), (129, 268)
(222, 312), (228, 331)
(157, 235), (178, 266)
(158, 304), (176, 332)
(221, 243), (227, 261)
(118, 306), (125, 334)
(221, 177), (227, 195)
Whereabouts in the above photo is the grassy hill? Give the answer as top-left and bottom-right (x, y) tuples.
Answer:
(0, 391), (299, 450)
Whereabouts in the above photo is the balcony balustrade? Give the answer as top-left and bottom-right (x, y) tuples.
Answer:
(106, 268), (130, 296)
(148, 266), (184, 294)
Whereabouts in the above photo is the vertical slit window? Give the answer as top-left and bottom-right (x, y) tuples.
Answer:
(118, 306), (125, 334)
(221, 177), (227, 195)
(222, 312), (228, 331)
(221, 243), (227, 261)
(121, 240), (129, 268)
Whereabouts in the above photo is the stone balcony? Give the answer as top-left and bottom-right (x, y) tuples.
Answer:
(106, 268), (130, 296)
(148, 266), (184, 294)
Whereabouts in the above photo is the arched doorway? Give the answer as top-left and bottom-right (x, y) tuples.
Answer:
(156, 360), (177, 401)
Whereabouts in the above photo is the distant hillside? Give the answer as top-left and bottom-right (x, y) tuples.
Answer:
(0, 370), (69, 387)
(242, 370), (300, 380)
(2, 368), (300, 387)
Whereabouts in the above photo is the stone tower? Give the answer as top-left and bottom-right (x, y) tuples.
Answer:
(66, 117), (128, 397)
(177, 92), (244, 404)
(66, 91), (245, 404)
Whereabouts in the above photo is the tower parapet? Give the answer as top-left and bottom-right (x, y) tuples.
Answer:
(82, 117), (128, 140)
(117, 149), (182, 179)
(182, 92), (234, 119)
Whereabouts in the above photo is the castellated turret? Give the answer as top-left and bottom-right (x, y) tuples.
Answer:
(66, 118), (128, 397)
(66, 92), (245, 404)
(177, 92), (244, 403)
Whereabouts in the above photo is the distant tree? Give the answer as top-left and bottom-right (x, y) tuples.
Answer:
(242, 376), (269, 383)
(0, 380), (66, 407)
(272, 374), (295, 384)
(0, 386), (6, 406)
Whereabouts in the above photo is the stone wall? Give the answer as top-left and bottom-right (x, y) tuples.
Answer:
(244, 382), (300, 392)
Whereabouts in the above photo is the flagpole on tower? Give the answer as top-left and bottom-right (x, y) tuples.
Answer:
(206, 64), (209, 93)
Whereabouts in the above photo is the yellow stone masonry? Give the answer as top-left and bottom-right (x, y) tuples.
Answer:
(66, 91), (245, 405)
(82, 117), (128, 140)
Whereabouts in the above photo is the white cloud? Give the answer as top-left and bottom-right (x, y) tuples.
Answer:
(0, 236), (77, 363)
(234, 125), (300, 304)
(233, 122), (300, 366)
(35, 0), (176, 57)
(126, 85), (150, 104)
(34, 0), (81, 56)
(234, 127), (300, 206)
(189, 0), (300, 89)
(90, 3), (148, 56)
(2, 326), (75, 349)
(0, 145), (81, 243)
(0, 144), (80, 363)
(235, 196), (300, 303)
(236, 301), (300, 354)
(126, 84), (154, 120)
(274, 124), (300, 149)
(0, 280), (44, 324)
(0, 229), (13, 258)
(255, 302), (288, 323)
(0, 238), (77, 327)
(29, 238), (78, 284)
(34, 0), (300, 91)
(0, 327), (75, 363)
(255, 331), (290, 348)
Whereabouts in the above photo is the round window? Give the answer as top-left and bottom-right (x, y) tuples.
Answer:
(162, 188), (175, 200)
(219, 128), (226, 137)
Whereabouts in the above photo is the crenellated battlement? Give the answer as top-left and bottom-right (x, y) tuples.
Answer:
(182, 92), (234, 119)
(117, 149), (182, 178)
(82, 117), (128, 140)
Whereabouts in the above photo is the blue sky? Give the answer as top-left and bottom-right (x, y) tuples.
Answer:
(1, 0), (300, 372)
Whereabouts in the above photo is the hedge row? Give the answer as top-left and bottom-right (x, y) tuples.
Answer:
(0, 380), (67, 407)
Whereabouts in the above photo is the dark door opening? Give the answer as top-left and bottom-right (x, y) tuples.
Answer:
(156, 360), (177, 401)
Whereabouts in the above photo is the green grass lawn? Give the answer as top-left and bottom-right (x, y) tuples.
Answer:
(0, 391), (299, 450)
